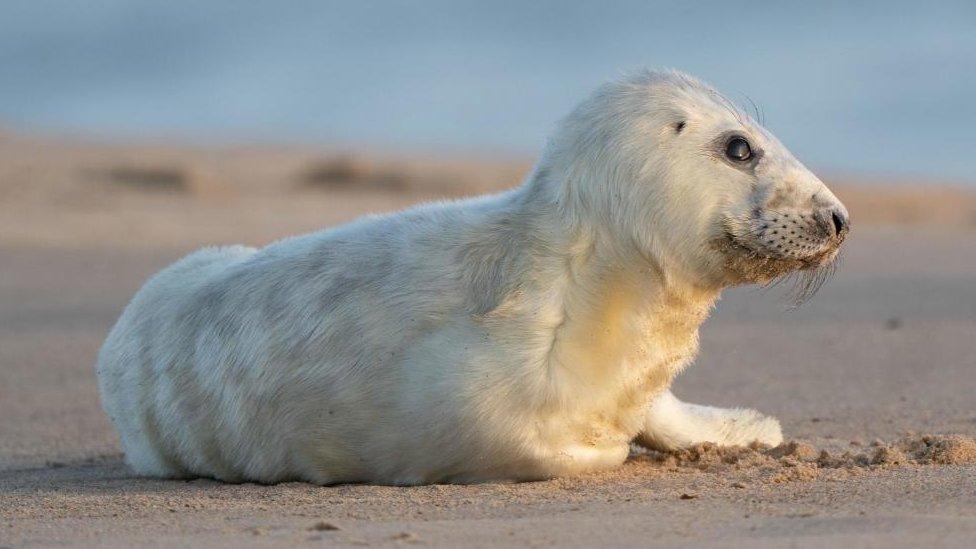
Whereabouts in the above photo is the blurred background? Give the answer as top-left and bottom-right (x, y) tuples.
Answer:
(2, 0), (975, 181)
(2, 0), (975, 442)
(2, 3), (976, 546)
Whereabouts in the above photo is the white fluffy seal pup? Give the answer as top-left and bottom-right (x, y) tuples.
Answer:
(97, 70), (849, 485)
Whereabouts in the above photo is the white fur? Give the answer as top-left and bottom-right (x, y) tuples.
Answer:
(97, 70), (845, 485)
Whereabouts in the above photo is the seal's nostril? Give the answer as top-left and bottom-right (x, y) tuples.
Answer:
(831, 210), (848, 236)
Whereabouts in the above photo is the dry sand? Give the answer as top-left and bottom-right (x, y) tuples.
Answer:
(1, 134), (975, 547)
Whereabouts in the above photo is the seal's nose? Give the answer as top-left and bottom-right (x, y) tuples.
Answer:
(830, 209), (849, 237)
(813, 206), (849, 238)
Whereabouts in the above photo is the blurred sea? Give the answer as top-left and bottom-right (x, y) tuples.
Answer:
(2, 1), (974, 181)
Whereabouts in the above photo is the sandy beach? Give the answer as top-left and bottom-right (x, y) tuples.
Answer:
(1, 134), (974, 547)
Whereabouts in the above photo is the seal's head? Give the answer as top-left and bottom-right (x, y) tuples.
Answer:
(540, 70), (849, 296)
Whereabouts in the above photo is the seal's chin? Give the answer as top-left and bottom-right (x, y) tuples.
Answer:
(717, 230), (840, 286)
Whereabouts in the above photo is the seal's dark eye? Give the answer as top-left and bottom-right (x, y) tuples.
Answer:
(725, 137), (752, 162)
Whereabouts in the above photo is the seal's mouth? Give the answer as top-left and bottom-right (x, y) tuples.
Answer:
(716, 227), (842, 304)
(722, 229), (840, 271)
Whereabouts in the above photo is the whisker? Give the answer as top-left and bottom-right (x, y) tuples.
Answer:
(785, 255), (840, 308)
(744, 95), (762, 125)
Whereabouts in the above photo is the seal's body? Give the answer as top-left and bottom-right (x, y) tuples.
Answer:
(97, 71), (849, 485)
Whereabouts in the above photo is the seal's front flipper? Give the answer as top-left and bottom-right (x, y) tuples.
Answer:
(636, 390), (782, 451)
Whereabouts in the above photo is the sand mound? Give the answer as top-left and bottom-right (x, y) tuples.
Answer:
(902, 434), (976, 465)
(637, 434), (976, 483)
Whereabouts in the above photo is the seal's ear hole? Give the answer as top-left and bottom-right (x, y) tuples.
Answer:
(674, 121), (686, 134)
